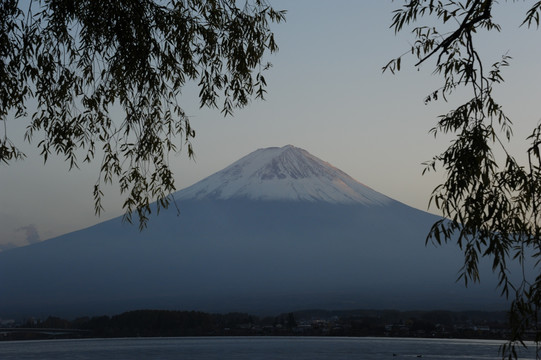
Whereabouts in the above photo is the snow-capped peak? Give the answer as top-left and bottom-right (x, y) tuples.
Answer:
(175, 145), (392, 205)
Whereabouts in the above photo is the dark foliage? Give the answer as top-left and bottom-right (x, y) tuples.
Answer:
(0, 0), (285, 227)
(386, 1), (541, 358)
(6, 308), (511, 341)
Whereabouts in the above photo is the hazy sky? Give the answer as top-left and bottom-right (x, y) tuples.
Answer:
(1, 1), (541, 249)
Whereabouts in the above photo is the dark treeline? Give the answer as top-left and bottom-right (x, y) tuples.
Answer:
(2, 309), (512, 341)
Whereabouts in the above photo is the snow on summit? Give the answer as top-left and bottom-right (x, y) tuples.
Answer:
(175, 145), (392, 205)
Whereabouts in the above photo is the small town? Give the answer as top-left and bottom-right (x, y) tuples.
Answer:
(0, 309), (519, 341)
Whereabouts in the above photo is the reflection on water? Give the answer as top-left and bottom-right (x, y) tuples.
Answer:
(0, 336), (537, 360)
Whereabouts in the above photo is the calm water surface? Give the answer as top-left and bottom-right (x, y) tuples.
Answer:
(0, 336), (537, 360)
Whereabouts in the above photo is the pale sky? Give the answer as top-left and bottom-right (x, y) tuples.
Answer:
(1, 1), (541, 250)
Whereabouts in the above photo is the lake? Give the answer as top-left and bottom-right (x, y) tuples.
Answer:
(0, 336), (537, 359)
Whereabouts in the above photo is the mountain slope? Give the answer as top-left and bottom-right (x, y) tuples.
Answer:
(177, 145), (390, 205)
(0, 146), (507, 319)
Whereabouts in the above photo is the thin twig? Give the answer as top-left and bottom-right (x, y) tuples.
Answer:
(417, 0), (493, 66)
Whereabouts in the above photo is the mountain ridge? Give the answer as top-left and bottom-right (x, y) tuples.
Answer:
(175, 145), (392, 205)
(0, 145), (508, 319)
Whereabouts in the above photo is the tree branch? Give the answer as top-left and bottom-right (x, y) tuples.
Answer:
(416, 0), (493, 66)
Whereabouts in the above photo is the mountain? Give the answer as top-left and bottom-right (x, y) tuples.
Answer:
(177, 145), (390, 205)
(0, 145), (508, 319)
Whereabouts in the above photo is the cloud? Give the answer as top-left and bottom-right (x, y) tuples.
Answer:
(17, 224), (41, 245)
(0, 224), (43, 251)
